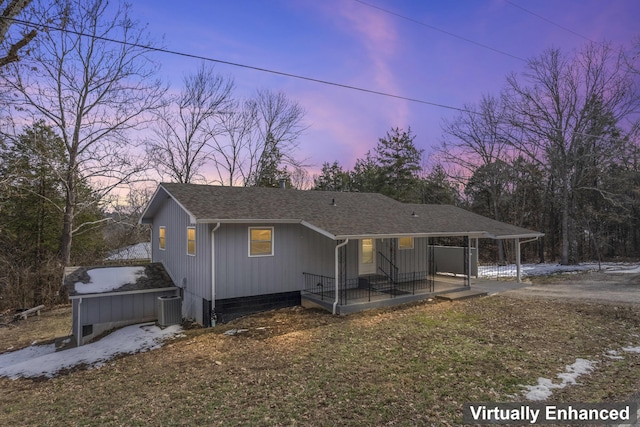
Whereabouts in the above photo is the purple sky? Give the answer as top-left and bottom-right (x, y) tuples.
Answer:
(130, 0), (640, 177)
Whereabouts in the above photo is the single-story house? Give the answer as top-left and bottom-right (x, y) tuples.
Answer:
(139, 183), (543, 325)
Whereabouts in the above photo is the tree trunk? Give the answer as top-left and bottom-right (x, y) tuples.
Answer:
(560, 181), (570, 265)
(60, 172), (75, 267)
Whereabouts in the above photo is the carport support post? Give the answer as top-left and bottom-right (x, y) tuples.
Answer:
(475, 238), (479, 278)
(467, 235), (472, 287)
(515, 238), (521, 283)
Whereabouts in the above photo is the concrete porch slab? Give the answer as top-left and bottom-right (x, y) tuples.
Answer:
(436, 289), (488, 301)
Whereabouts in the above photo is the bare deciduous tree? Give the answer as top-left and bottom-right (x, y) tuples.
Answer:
(209, 97), (258, 186)
(441, 95), (514, 262)
(2, 0), (164, 266)
(245, 89), (307, 186)
(0, 0), (36, 67)
(210, 89), (307, 186)
(147, 63), (234, 184)
(503, 43), (640, 264)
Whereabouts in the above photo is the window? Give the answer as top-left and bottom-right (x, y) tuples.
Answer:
(187, 227), (196, 256)
(361, 238), (374, 264)
(399, 237), (414, 250)
(249, 227), (274, 257)
(159, 226), (166, 250)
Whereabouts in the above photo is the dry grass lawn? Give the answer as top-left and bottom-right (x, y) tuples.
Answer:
(1, 289), (640, 426)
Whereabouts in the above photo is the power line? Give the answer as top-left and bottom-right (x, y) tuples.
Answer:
(504, 0), (598, 44)
(1, 17), (629, 145)
(352, 0), (527, 63)
(2, 16), (474, 115)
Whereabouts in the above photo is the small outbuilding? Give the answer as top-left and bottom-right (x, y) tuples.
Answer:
(64, 263), (177, 346)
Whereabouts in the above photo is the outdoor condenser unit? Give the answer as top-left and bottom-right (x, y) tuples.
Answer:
(157, 295), (182, 327)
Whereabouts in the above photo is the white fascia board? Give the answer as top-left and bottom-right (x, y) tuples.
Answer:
(196, 218), (302, 225)
(139, 184), (197, 225)
(489, 232), (545, 240)
(68, 286), (178, 300)
(138, 185), (166, 225)
(300, 221), (336, 240)
(335, 231), (488, 240)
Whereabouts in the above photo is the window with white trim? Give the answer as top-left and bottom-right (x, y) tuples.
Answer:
(399, 236), (414, 250)
(187, 227), (196, 256)
(159, 226), (166, 250)
(249, 227), (274, 257)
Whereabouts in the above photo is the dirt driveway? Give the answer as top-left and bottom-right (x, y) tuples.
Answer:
(496, 271), (640, 305)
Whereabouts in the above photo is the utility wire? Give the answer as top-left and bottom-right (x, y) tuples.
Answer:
(504, 0), (598, 44)
(0, 17), (629, 144)
(352, 0), (527, 62)
(2, 16), (474, 115)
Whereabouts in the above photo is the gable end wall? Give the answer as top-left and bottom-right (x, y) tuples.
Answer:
(151, 197), (211, 323)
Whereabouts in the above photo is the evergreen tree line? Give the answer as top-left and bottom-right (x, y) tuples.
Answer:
(314, 42), (640, 266)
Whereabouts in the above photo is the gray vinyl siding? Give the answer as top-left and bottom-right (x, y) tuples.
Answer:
(77, 291), (175, 325)
(394, 237), (430, 277)
(343, 239), (359, 281)
(71, 289), (176, 345)
(151, 197), (212, 322)
(214, 223), (335, 299)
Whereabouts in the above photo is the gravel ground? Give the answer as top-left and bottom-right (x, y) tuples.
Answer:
(499, 271), (640, 305)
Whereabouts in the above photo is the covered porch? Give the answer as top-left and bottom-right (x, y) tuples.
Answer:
(301, 234), (482, 314)
(301, 231), (540, 315)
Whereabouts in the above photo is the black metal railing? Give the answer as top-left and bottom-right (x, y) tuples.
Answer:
(302, 272), (334, 301)
(377, 251), (398, 284)
(304, 269), (434, 306)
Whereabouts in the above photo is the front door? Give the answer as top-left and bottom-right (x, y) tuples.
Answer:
(358, 238), (377, 275)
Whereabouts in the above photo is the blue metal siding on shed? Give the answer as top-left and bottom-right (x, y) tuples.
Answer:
(214, 223), (335, 300)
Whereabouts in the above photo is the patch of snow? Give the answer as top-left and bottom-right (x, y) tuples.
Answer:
(622, 346), (640, 353)
(0, 323), (183, 379)
(105, 242), (151, 261)
(604, 264), (640, 274)
(523, 358), (596, 401)
(224, 328), (249, 336)
(605, 349), (625, 360)
(74, 266), (146, 294)
(479, 262), (640, 279)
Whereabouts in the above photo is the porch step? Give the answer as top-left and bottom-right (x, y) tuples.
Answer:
(436, 289), (487, 301)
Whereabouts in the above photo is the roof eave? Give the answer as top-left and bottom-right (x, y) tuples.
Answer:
(335, 231), (488, 240)
(488, 232), (545, 240)
(139, 184), (197, 224)
(196, 218), (303, 225)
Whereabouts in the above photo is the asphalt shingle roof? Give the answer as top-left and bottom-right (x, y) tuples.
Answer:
(142, 183), (543, 240)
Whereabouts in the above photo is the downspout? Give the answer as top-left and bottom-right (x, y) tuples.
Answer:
(333, 239), (350, 315)
(77, 298), (82, 347)
(210, 223), (220, 326)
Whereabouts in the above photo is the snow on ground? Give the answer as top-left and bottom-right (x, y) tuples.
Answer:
(105, 242), (151, 261)
(74, 266), (146, 294)
(523, 346), (640, 400)
(478, 262), (640, 279)
(523, 358), (596, 401)
(0, 323), (183, 379)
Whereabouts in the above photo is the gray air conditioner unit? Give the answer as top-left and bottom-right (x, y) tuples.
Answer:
(157, 295), (182, 326)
